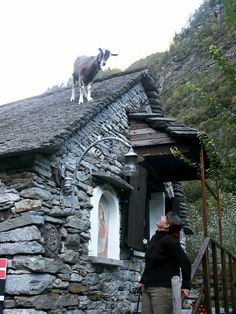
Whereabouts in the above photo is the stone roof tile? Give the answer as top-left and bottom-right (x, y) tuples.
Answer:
(0, 69), (154, 158)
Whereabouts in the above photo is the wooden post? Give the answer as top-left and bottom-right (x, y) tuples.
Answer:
(211, 241), (220, 314)
(221, 250), (229, 313)
(216, 178), (223, 245)
(202, 252), (212, 314)
(172, 276), (181, 314)
(232, 261), (236, 314)
(200, 144), (208, 237)
(200, 145), (211, 313)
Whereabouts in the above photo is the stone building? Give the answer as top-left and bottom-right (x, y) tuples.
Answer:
(0, 69), (206, 313)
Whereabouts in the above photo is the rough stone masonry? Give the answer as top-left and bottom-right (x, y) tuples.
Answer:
(0, 83), (152, 313)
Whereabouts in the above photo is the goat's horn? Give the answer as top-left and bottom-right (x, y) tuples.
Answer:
(111, 53), (118, 56)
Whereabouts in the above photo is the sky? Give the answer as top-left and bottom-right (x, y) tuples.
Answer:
(0, 0), (204, 105)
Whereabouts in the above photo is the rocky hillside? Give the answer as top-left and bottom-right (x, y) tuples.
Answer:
(128, 0), (236, 193)
(126, 0), (236, 255)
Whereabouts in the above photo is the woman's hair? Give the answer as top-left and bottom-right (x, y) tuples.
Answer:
(166, 211), (182, 234)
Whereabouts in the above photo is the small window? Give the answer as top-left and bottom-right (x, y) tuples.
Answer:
(89, 185), (120, 260)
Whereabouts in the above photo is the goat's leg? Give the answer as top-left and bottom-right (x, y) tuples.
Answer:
(87, 83), (93, 101)
(78, 77), (85, 104)
(79, 85), (84, 104)
(70, 75), (76, 101)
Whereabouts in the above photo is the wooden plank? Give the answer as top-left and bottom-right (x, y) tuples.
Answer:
(130, 121), (150, 129)
(133, 144), (191, 157)
(211, 241), (220, 314)
(231, 260), (236, 313)
(191, 237), (210, 281)
(127, 166), (147, 251)
(221, 250), (229, 313)
(172, 276), (181, 314)
(130, 128), (158, 136)
(131, 132), (174, 142)
(202, 251), (212, 314)
(131, 137), (178, 147)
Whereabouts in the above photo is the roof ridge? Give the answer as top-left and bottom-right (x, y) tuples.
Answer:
(94, 68), (148, 83)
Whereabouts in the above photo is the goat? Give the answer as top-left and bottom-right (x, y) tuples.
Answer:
(70, 48), (118, 104)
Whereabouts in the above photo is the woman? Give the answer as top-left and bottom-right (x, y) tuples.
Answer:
(139, 211), (191, 314)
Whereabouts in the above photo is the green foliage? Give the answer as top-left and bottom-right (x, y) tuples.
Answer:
(127, 52), (165, 77)
(96, 67), (122, 79)
(186, 191), (236, 260)
(186, 81), (224, 113)
(209, 44), (236, 86)
(221, 0), (236, 26)
(197, 132), (221, 178)
(128, 0), (236, 254)
(170, 131), (221, 180)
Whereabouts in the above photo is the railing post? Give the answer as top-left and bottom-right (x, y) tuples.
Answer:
(200, 145), (211, 313)
(211, 241), (220, 314)
(172, 276), (181, 314)
(230, 259), (236, 313)
(221, 249), (229, 313)
(216, 178), (223, 245)
(231, 260), (236, 314)
(202, 250), (212, 314)
(200, 145), (208, 238)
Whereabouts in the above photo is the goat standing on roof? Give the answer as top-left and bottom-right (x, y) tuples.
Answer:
(70, 48), (118, 104)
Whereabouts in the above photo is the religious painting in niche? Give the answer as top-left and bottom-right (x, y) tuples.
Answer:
(97, 197), (109, 257)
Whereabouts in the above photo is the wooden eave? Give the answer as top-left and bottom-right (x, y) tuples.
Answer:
(130, 120), (202, 182)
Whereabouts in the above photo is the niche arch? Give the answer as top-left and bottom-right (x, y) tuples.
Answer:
(89, 185), (120, 260)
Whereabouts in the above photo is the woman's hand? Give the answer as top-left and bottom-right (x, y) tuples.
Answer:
(181, 289), (190, 297)
(138, 283), (145, 292)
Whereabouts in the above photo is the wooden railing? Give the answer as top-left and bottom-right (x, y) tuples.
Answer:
(189, 237), (236, 314)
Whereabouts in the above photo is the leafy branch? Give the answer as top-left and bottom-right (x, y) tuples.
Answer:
(170, 132), (220, 180)
(197, 132), (221, 178)
(186, 81), (225, 113)
(170, 147), (198, 169)
(221, 0), (236, 27)
(209, 44), (236, 86)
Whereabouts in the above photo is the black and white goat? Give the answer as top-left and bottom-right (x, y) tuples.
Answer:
(70, 48), (118, 104)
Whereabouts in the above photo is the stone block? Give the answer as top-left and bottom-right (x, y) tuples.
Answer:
(15, 293), (79, 310)
(65, 234), (80, 251)
(0, 189), (20, 208)
(3, 310), (47, 314)
(68, 283), (88, 294)
(0, 241), (44, 255)
(15, 199), (42, 213)
(20, 187), (52, 201)
(13, 255), (71, 274)
(0, 226), (41, 242)
(5, 274), (55, 295)
(0, 215), (44, 232)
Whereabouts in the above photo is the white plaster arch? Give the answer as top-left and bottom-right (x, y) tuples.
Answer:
(89, 185), (120, 260)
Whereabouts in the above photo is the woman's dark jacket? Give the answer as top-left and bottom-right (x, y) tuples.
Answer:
(140, 231), (191, 290)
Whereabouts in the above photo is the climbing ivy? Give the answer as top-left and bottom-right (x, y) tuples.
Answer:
(170, 131), (220, 180)
(197, 131), (221, 178)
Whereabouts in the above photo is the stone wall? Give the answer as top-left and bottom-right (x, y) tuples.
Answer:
(0, 84), (151, 313)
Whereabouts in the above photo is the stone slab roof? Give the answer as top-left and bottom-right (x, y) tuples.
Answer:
(0, 69), (156, 159)
(0, 68), (199, 160)
(128, 113), (198, 139)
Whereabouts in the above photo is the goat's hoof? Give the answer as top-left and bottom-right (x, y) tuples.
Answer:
(70, 97), (75, 101)
(87, 97), (93, 101)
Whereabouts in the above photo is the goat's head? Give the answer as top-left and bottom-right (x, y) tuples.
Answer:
(96, 48), (118, 68)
